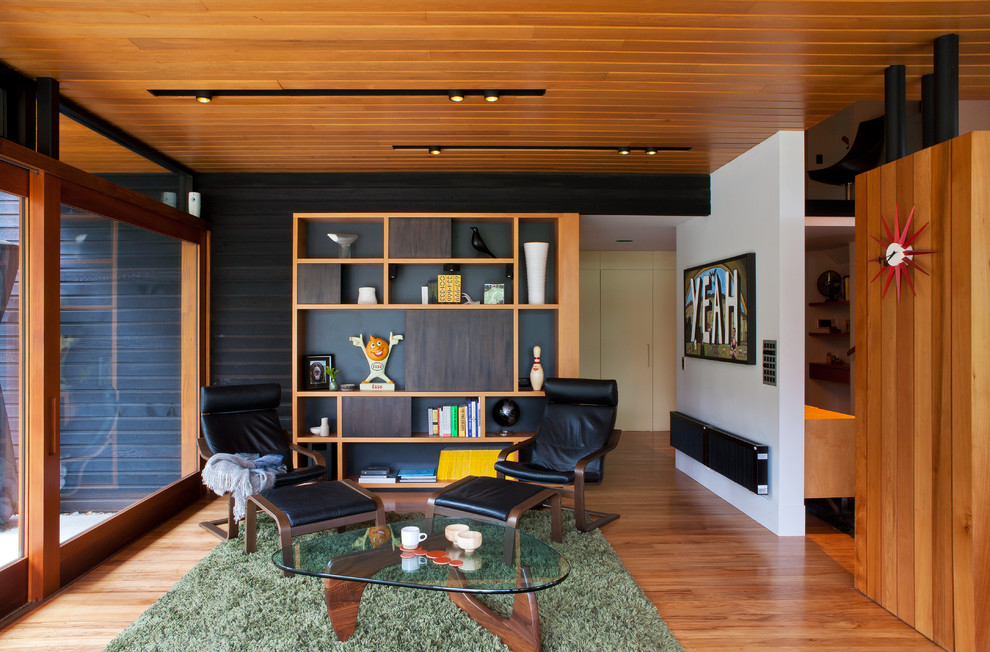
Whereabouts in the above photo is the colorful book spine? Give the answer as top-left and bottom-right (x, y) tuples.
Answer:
(458, 405), (466, 438)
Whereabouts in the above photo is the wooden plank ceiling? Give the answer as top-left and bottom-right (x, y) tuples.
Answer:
(1, 1), (989, 175)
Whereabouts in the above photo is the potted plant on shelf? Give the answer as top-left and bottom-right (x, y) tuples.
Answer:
(327, 367), (339, 391)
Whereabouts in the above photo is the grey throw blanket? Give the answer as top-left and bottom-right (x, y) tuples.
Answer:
(202, 453), (281, 522)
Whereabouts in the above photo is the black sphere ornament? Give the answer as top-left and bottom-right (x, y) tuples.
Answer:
(491, 398), (520, 436)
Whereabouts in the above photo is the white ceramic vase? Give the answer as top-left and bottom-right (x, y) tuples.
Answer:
(357, 287), (377, 304)
(523, 241), (549, 304)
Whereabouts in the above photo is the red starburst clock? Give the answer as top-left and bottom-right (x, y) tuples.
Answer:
(870, 205), (933, 303)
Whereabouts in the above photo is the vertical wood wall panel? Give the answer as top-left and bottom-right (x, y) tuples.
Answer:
(879, 162), (898, 611)
(948, 137), (975, 652)
(856, 132), (989, 652)
(930, 141), (955, 649)
(911, 148), (934, 639)
(894, 156), (916, 623)
(853, 179), (869, 594)
(969, 134), (990, 652)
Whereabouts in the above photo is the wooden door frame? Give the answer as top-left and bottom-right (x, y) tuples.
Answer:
(0, 138), (210, 613)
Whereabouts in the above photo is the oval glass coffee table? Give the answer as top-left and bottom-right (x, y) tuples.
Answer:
(273, 516), (569, 652)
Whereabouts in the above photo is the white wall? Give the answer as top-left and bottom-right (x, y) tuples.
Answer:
(675, 131), (806, 536)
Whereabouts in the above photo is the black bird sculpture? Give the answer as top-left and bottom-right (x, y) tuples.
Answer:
(470, 227), (497, 258)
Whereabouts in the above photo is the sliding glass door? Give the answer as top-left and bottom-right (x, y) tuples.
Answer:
(0, 150), (207, 619)
(58, 207), (183, 540)
(0, 191), (23, 570)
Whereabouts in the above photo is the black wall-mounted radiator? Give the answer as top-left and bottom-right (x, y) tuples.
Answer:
(670, 411), (769, 495)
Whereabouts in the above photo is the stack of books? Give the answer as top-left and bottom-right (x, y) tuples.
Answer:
(397, 468), (438, 483)
(357, 466), (396, 484)
(428, 400), (482, 437)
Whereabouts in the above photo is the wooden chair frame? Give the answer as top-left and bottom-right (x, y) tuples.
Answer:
(196, 435), (326, 540)
(496, 428), (622, 532)
(246, 479), (385, 577)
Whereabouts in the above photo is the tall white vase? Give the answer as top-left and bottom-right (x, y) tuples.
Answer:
(523, 242), (549, 305)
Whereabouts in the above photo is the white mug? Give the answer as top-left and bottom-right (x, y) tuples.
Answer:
(401, 556), (427, 572)
(400, 526), (428, 549)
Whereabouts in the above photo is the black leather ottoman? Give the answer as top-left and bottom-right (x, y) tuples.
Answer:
(426, 475), (562, 543)
(245, 480), (385, 575)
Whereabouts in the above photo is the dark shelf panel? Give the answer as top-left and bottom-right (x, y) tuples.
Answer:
(809, 363), (850, 384)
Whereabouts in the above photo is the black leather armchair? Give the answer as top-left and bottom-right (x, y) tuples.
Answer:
(198, 383), (327, 539)
(494, 377), (621, 532)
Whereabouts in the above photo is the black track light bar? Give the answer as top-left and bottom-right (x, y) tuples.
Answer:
(148, 88), (546, 99)
(393, 145), (691, 153)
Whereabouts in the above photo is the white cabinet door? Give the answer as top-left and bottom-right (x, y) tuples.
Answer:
(579, 268), (602, 379)
(600, 269), (654, 431)
(652, 267), (676, 430)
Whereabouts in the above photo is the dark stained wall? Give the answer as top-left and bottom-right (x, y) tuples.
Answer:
(197, 172), (710, 424)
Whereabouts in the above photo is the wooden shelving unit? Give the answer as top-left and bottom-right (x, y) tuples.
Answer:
(291, 212), (579, 488)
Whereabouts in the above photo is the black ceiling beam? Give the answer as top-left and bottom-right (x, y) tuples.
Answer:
(60, 96), (195, 178)
(36, 77), (59, 158)
(148, 88), (546, 98)
(0, 60), (35, 149)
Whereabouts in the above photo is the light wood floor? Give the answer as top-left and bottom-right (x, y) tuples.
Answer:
(0, 432), (942, 651)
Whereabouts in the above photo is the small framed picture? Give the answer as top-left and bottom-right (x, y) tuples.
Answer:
(483, 283), (505, 304)
(303, 354), (332, 390)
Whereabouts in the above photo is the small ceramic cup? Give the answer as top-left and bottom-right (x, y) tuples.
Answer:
(400, 526), (428, 549)
(456, 530), (482, 552)
(445, 523), (469, 545)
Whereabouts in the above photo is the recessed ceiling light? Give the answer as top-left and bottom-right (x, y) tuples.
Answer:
(428, 146), (441, 155)
(645, 147), (658, 155)
(618, 147), (631, 155)
(195, 91), (213, 104)
(448, 90), (465, 102)
(484, 90), (500, 102)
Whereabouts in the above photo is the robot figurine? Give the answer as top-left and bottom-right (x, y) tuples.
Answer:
(349, 332), (403, 390)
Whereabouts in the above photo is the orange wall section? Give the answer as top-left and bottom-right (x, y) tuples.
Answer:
(854, 131), (990, 652)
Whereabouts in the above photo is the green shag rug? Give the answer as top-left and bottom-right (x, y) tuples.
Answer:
(105, 511), (682, 652)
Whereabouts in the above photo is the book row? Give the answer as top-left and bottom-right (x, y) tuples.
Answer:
(429, 401), (482, 437)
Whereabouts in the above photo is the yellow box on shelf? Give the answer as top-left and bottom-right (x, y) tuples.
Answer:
(438, 448), (516, 481)
(437, 273), (461, 303)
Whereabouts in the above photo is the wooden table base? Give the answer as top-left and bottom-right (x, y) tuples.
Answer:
(323, 567), (542, 652)
(448, 569), (541, 652)
(324, 579), (367, 641)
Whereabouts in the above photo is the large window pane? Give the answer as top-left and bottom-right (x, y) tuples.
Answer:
(0, 192), (23, 567)
(59, 207), (182, 540)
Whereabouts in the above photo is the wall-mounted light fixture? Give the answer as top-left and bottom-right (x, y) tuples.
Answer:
(394, 145), (690, 155)
(149, 88), (546, 101)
